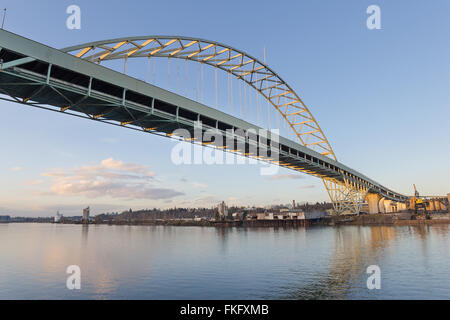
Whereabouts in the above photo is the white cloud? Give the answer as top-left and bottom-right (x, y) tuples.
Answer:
(27, 179), (44, 186)
(299, 185), (315, 189)
(11, 166), (22, 172)
(268, 173), (304, 181)
(192, 182), (207, 189)
(177, 195), (218, 207)
(179, 177), (207, 189)
(39, 158), (183, 200)
(100, 137), (119, 144)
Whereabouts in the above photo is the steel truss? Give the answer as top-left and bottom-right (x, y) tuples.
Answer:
(0, 30), (407, 214)
(62, 36), (336, 159)
(323, 175), (369, 215)
(62, 36), (395, 214)
(63, 37), (370, 214)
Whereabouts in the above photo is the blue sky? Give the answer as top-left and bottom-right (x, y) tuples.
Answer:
(0, 0), (449, 216)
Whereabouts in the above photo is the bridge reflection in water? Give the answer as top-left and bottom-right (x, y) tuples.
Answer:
(1, 223), (450, 299)
(281, 224), (450, 299)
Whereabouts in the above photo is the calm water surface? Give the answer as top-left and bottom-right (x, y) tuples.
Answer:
(1, 223), (450, 299)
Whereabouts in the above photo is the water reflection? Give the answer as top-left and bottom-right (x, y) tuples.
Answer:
(284, 226), (397, 299)
(1, 223), (450, 299)
(215, 227), (230, 253)
(81, 224), (89, 247)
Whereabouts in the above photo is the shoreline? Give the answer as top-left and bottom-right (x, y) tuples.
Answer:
(60, 212), (450, 227)
(3, 213), (450, 228)
(321, 212), (450, 227)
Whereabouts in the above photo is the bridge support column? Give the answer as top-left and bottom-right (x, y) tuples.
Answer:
(409, 197), (416, 211)
(365, 193), (381, 214)
(448, 194), (450, 213)
(428, 200), (435, 212)
(323, 177), (368, 215)
(434, 199), (441, 212)
(392, 202), (398, 213)
(378, 198), (386, 214)
(384, 200), (393, 213)
(398, 202), (407, 211)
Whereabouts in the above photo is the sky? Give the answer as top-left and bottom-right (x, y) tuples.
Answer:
(0, 0), (449, 216)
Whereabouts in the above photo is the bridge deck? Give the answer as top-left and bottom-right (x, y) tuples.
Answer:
(0, 30), (407, 202)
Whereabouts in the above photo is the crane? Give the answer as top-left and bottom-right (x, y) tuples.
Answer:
(413, 184), (428, 216)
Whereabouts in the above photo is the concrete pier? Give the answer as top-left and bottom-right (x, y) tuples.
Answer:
(448, 194), (450, 213)
(447, 193), (450, 213)
(434, 199), (441, 212)
(378, 197), (386, 214)
(428, 200), (435, 212)
(367, 194), (447, 215)
(409, 197), (416, 211)
(366, 193), (381, 214)
(384, 200), (392, 213)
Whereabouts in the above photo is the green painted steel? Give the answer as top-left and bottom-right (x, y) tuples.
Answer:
(0, 29), (407, 202)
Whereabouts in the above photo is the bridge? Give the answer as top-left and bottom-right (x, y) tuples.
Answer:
(0, 29), (413, 214)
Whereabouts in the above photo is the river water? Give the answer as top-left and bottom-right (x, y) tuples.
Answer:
(1, 223), (449, 299)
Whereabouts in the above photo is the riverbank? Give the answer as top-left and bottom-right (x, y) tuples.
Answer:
(321, 212), (450, 226)
(53, 212), (450, 227)
(6, 212), (450, 228)
(62, 219), (310, 227)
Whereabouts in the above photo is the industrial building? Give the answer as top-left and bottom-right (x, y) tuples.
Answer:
(82, 207), (90, 223)
(54, 211), (63, 223)
(247, 211), (327, 221)
(217, 201), (228, 220)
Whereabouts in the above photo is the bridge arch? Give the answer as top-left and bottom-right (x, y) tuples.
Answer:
(0, 30), (409, 215)
(62, 36), (336, 160)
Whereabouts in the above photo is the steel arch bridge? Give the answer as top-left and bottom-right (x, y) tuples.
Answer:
(0, 30), (408, 214)
(62, 36), (335, 158)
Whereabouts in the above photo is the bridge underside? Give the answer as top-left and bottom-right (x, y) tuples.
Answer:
(0, 30), (408, 214)
(0, 56), (342, 179)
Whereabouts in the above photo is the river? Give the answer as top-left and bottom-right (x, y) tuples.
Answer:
(1, 223), (449, 299)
